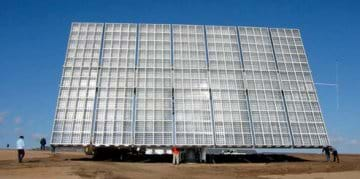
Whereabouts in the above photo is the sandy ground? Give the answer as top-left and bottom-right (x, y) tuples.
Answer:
(263, 171), (360, 179)
(0, 150), (359, 179)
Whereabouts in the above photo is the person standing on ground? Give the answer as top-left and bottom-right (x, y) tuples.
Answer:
(16, 136), (25, 163)
(40, 137), (46, 150)
(172, 146), (180, 165)
(6, 144), (9, 148)
(330, 146), (340, 163)
(50, 145), (56, 154)
(322, 145), (330, 162)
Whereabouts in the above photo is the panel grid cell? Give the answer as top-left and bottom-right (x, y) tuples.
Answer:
(51, 23), (103, 145)
(270, 28), (329, 147)
(135, 24), (173, 145)
(173, 25), (214, 145)
(93, 23), (137, 146)
(238, 27), (292, 147)
(206, 26), (252, 146)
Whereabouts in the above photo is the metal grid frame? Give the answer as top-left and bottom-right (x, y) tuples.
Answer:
(51, 22), (329, 148)
(270, 28), (329, 147)
(51, 23), (103, 145)
(92, 23), (137, 146)
(134, 24), (173, 145)
(238, 27), (292, 147)
(206, 26), (252, 146)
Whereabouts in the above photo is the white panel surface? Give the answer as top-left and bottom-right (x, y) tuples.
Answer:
(135, 24), (173, 145)
(270, 28), (329, 147)
(51, 23), (103, 145)
(206, 26), (252, 146)
(93, 23), (137, 146)
(173, 25), (214, 145)
(238, 27), (292, 147)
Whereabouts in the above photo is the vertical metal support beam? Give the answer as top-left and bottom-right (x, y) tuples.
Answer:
(245, 89), (256, 148)
(131, 24), (140, 145)
(89, 23), (106, 145)
(268, 28), (280, 71)
(135, 24), (140, 67)
(281, 90), (295, 147)
(203, 25), (210, 68)
(170, 24), (174, 69)
(170, 24), (176, 145)
(235, 27), (246, 70)
(208, 89), (216, 146)
(203, 25), (216, 146)
(132, 89), (137, 145)
(172, 88), (176, 145)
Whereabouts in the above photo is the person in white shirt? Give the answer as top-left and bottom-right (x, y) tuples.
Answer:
(16, 136), (25, 163)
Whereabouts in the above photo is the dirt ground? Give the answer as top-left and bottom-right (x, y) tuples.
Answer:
(0, 150), (359, 179)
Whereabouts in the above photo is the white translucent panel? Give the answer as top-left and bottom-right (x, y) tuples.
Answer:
(270, 28), (328, 147)
(134, 24), (173, 145)
(247, 90), (292, 146)
(172, 24), (214, 145)
(51, 23), (103, 145)
(206, 26), (251, 146)
(92, 24), (137, 145)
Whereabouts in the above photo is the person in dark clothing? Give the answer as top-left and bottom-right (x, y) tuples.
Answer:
(6, 144), (9, 148)
(40, 138), (46, 150)
(330, 146), (340, 163)
(51, 145), (56, 154)
(322, 146), (330, 162)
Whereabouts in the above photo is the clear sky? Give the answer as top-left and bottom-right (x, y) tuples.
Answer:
(0, 0), (359, 153)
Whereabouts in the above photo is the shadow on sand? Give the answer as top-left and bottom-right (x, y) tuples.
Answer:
(71, 153), (308, 163)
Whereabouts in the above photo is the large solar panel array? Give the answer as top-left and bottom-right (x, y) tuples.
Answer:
(51, 23), (329, 148)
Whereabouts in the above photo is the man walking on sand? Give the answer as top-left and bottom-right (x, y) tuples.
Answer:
(16, 136), (25, 163)
(330, 146), (340, 163)
(172, 146), (180, 165)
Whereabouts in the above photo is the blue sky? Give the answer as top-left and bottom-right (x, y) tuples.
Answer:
(0, 0), (359, 153)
